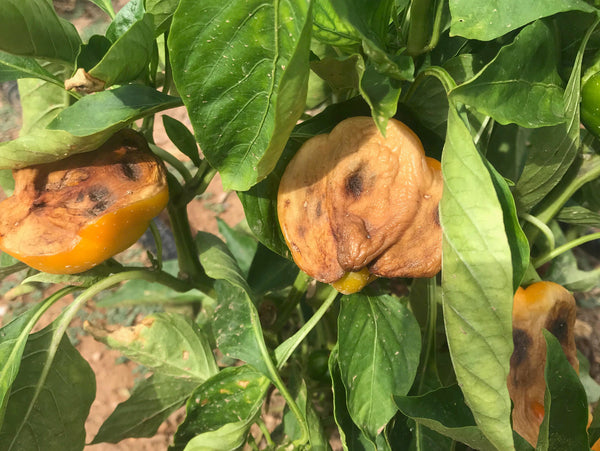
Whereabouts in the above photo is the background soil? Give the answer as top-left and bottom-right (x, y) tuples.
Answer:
(1, 1), (600, 450)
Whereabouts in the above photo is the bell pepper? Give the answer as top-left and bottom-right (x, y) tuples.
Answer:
(277, 116), (442, 294)
(581, 71), (600, 138)
(0, 129), (169, 274)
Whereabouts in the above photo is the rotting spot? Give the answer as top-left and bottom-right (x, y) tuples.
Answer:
(237, 380), (250, 388)
(510, 328), (531, 368)
(345, 170), (363, 198)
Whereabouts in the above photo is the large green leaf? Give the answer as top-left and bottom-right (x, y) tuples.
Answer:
(513, 17), (596, 212)
(0, 85), (181, 169)
(86, 312), (218, 380)
(536, 331), (590, 450)
(449, 0), (594, 41)
(18, 74), (70, 135)
(171, 365), (269, 450)
(169, 0), (313, 191)
(92, 373), (199, 444)
(0, 323), (95, 451)
(196, 232), (273, 378)
(395, 385), (495, 450)
(329, 347), (375, 451)
(337, 293), (421, 443)
(48, 84), (181, 136)
(0, 0), (81, 64)
(450, 21), (564, 128)
(440, 106), (514, 450)
(0, 290), (72, 426)
(89, 13), (155, 87)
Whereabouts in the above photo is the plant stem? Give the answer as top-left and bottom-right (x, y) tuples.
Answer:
(150, 143), (193, 183)
(533, 232), (600, 268)
(167, 203), (213, 293)
(256, 418), (275, 447)
(520, 213), (555, 250)
(274, 286), (340, 369)
(148, 220), (163, 268)
(403, 65), (457, 104)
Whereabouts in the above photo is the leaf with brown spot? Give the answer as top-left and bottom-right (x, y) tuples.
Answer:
(85, 312), (218, 381)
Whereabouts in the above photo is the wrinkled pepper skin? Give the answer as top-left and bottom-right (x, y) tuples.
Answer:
(277, 117), (443, 295)
(508, 281), (579, 446)
(581, 72), (600, 138)
(0, 129), (169, 274)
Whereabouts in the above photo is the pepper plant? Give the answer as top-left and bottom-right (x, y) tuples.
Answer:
(2, 0), (600, 450)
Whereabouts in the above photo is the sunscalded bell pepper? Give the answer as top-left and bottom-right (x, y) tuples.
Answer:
(0, 129), (168, 274)
(277, 116), (443, 294)
(508, 281), (580, 446)
(581, 71), (600, 138)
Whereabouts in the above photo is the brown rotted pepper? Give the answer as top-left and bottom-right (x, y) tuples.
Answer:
(0, 129), (168, 274)
(508, 281), (580, 446)
(277, 116), (443, 294)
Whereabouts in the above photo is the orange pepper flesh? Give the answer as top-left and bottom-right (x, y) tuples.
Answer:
(0, 181), (168, 274)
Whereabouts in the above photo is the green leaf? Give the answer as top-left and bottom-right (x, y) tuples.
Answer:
(281, 367), (330, 448)
(440, 106), (514, 450)
(329, 347), (375, 451)
(450, 21), (565, 128)
(0, 84), (181, 170)
(0, 323), (95, 451)
(171, 365), (269, 450)
(247, 243), (298, 294)
(536, 331), (590, 450)
(105, 0), (145, 42)
(0, 0), (81, 64)
(92, 373), (199, 444)
(513, 16), (597, 212)
(163, 115), (202, 166)
(86, 312), (219, 380)
(331, 0), (394, 46)
(358, 57), (402, 134)
(48, 84), (180, 136)
(337, 293), (421, 442)
(544, 222), (600, 292)
(168, 0), (313, 191)
(312, 0), (361, 49)
(486, 162), (530, 291)
(556, 205), (600, 226)
(89, 13), (155, 87)
(217, 218), (259, 278)
(0, 52), (62, 84)
(145, 0), (180, 35)
(18, 71), (70, 134)
(395, 385), (495, 450)
(196, 232), (273, 378)
(76, 35), (113, 72)
(88, 0), (115, 19)
(449, 0), (595, 41)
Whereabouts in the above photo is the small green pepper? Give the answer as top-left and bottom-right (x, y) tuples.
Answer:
(581, 72), (600, 138)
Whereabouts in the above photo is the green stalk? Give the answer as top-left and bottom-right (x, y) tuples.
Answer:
(167, 202), (213, 293)
(520, 213), (555, 251)
(274, 286), (340, 368)
(533, 232), (600, 268)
